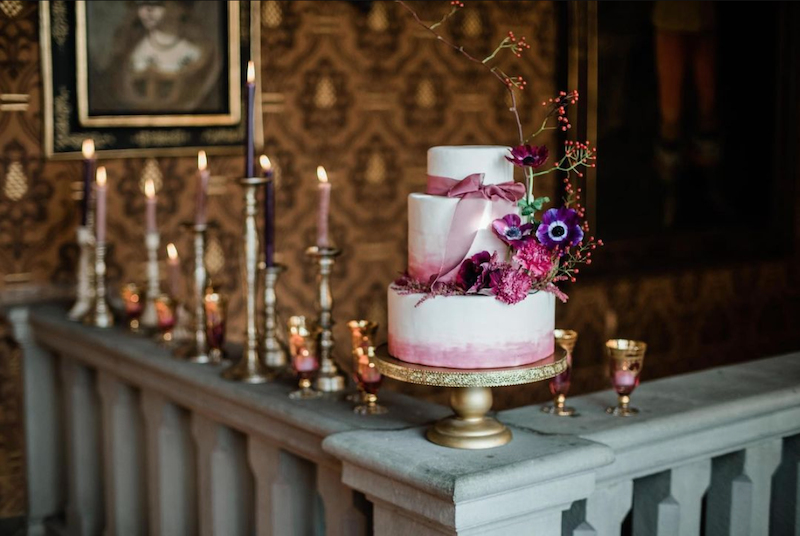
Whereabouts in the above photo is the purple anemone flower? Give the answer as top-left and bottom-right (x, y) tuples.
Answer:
(492, 214), (534, 246)
(536, 207), (584, 250)
(506, 145), (549, 169)
(456, 251), (492, 292)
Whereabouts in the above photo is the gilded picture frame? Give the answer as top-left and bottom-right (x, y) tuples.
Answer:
(40, 0), (263, 159)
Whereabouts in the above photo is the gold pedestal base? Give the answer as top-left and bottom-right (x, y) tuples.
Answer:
(221, 350), (273, 384)
(541, 394), (576, 417)
(427, 387), (512, 449)
(606, 394), (638, 417)
(374, 347), (567, 450)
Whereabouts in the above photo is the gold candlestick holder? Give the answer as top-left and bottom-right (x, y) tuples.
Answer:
(87, 242), (113, 328)
(262, 263), (288, 371)
(175, 223), (211, 363)
(222, 177), (272, 383)
(305, 246), (346, 393)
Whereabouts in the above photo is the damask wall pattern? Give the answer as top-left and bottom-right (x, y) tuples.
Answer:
(1, 0), (800, 423)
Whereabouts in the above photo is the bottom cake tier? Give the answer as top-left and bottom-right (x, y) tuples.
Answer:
(387, 285), (555, 369)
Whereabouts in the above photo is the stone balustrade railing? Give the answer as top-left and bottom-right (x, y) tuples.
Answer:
(7, 302), (800, 536)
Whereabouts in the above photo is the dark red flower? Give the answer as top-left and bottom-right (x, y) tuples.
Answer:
(506, 145), (549, 169)
(456, 251), (492, 292)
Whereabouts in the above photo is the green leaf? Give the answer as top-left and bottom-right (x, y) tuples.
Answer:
(521, 206), (534, 216)
(532, 196), (550, 210)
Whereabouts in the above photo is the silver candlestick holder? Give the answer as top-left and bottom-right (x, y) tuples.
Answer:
(222, 177), (272, 383)
(140, 231), (160, 329)
(68, 225), (96, 321)
(175, 223), (212, 363)
(306, 246), (346, 393)
(87, 242), (113, 328)
(262, 263), (288, 371)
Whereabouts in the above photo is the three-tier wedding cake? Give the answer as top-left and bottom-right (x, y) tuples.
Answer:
(388, 146), (555, 369)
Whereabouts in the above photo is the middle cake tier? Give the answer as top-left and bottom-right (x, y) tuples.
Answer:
(408, 193), (518, 284)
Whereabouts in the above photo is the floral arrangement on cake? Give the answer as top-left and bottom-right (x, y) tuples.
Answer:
(394, 0), (602, 306)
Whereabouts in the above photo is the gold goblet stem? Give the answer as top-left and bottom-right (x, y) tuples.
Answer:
(222, 178), (272, 383)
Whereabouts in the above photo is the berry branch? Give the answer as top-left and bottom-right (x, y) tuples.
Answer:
(396, 0), (527, 144)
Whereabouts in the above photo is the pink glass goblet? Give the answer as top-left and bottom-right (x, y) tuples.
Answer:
(353, 346), (388, 415)
(204, 286), (227, 364)
(346, 320), (379, 403)
(605, 339), (647, 416)
(288, 316), (322, 400)
(154, 293), (177, 346)
(121, 282), (144, 332)
(541, 329), (578, 416)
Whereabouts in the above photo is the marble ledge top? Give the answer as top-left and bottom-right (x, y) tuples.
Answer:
(27, 304), (451, 441)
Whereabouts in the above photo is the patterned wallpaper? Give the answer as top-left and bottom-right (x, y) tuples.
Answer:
(1, 1), (800, 418)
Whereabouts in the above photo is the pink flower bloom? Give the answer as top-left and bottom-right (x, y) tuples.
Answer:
(514, 240), (553, 280)
(489, 266), (532, 305)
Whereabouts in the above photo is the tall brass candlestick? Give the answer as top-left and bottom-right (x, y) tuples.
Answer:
(262, 263), (288, 370)
(176, 223), (211, 363)
(306, 246), (346, 392)
(89, 242), (113, 328)
(222, 177), (272, 383)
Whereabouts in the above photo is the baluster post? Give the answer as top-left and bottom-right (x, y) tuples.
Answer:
(564, 480), (633, 536)
(706, 439), (782, 536)
(60, 359), (104, 536)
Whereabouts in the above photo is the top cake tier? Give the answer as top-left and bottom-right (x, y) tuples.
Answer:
(428, 146), (513, 185)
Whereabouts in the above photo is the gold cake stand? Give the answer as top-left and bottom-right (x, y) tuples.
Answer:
(374, 346), (568, 450)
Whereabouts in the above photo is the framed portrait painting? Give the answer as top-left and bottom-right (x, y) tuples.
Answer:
(40, 0), (262, 159)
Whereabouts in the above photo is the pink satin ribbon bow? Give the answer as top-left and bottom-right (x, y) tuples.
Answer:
(426, 173), (525, 285)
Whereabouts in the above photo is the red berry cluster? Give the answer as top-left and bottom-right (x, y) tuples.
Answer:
(450, 1), (464, 7)
(503, 75), (527, 89)
(542, 90), (580, 131)
(507, 31), (531, 58)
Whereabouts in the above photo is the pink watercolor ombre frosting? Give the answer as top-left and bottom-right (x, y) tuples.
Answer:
(388, 286), (555, 369)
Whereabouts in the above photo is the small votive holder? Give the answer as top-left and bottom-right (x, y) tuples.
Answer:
(353, 346), (387, 415)
(288, 316), (322, 400)
(154, 293), (177, 346)
(605, 339), (647, 417)
(204, 285), (227, 363)
(346, 320), (379, 403)
(542, 329), (578, 417)
(121, 282), (144, 333)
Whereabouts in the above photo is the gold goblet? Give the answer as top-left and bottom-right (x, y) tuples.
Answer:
(154, 293), (177, 346)
(204, 285), (227, 364)
(288, 316), (322, 400)
(353, 346), (388, 415)
(121, 282), (144, 333)
(541, 329), (578, 416)
(605, 339), (647, 416)
(346, 320), (379, 403)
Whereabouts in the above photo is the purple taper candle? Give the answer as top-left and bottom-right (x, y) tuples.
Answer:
(260, 155), (275, 266)
(81, 139), (95, 226)
(245, 61), (255, 178)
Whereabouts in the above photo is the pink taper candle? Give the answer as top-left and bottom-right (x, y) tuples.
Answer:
(81, 139), (95, 227)
(166, 243), (181, 299)
(95, 166), (107, 244)
(145, 178), (157, 233)
(195, 151), (209, 226)
(245, 61), (256, 178)
(316, 166), (330, 248)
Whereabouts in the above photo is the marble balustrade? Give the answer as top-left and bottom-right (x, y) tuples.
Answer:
(6, 302), (800, 536)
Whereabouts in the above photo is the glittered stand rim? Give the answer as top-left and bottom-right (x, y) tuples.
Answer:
(374, 345), (567, 388)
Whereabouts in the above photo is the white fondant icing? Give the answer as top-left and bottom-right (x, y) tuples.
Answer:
(387, 287), (555, 369)
(428, 146), (514, 186)
(407, 193), (515, 282)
